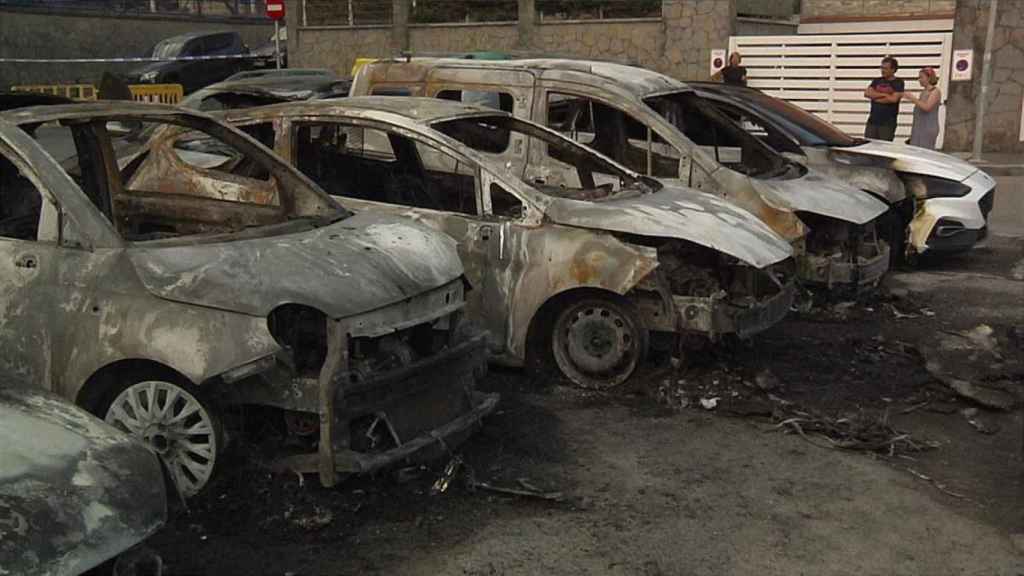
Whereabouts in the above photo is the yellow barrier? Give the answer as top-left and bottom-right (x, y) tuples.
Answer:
(351, 57), (378, 77)
(10, 84), (98, 100)
(128, 84), (184, 105)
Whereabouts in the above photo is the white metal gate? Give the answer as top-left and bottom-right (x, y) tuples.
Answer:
(728, 32), (952, 147)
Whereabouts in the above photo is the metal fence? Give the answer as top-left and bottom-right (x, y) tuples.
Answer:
(537, 0), (661, 21)
(410, 0), (517, 24)
(303, 0), (392, 26)
(0, 0), (267, 18)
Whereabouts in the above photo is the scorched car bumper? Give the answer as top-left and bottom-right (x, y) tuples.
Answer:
(797, 242), (891, 287)
(674, 278), (796, 338)
(313, 327), (495, 482)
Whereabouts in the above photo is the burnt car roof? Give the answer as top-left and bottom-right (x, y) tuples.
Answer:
(244, 96), (501, 124)
(372, 57), (691, 97)
(189, 75), (351, 101)
(0, 101), (210, 125)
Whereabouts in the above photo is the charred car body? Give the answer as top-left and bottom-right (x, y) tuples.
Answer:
(688, 82), (996, 257)
(181, 69), (351, 112)
(209, 97), (797, 389)
(0, 102), (495, 495)
(351, 58), (892, 288)
(0, 383), (165, 576)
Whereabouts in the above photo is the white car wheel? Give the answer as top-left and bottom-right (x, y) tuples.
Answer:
(104, 380), (220, 498)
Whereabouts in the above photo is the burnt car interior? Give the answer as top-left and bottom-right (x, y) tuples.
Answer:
(0, 153), (42, 241)
(643, 91), (797, 179)
(18, 116), (342, 243)
(293, 121), (479, 215)
(708, 100), (805, 155)
(433, 115), (651, 201)
(547, 93), (681, 178)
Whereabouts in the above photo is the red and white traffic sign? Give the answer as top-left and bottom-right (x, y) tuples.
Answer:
(266, 0), (285, 21)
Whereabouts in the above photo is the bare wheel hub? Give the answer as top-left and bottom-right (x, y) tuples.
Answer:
(554, 301), (640, 389)
(105, 381), (218, 498)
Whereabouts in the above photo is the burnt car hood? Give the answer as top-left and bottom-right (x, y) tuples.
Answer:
(753, 169), (889, 225)
(0, 385), (165, 576)
(845, 139), (980, 182)
(128, 212), (464, 319)
(545, 185), (793, 269)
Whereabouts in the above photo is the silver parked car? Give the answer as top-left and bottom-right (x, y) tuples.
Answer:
(207, 97), (797, 389)
(0, 102), (495, 496)
(688, 82), (997, 258)
(352, 58), (893, 288)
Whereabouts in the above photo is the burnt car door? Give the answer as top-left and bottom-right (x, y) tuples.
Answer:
(0, 138), (61, 386)
(282, 118), (512, 352)
(0, 120), (123, 391)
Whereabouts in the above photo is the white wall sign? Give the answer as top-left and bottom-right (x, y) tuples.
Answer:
(951, 49), (973, 81)
(710, 49), (726, 76)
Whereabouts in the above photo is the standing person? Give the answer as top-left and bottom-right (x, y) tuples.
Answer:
(863, 56), (904, 141)
(904, 67), (942, 149)
(712, 52), (747, 86)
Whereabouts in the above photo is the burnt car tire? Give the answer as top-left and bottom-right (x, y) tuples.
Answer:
(551, 296), (648, 390)
(100, 376), (223, 499)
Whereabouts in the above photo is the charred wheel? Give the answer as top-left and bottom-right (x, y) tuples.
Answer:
(551, 296), (648, 390)
(102, 377), (222, 498)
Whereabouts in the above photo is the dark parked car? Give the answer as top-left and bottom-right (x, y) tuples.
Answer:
(249, 26), (287, 69)
(124, 31), (249, 93)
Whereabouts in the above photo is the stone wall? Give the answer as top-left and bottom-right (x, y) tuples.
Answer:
(944, 0), (1024, 153)
(288, 0), (735, 83)
(297, 26), (392, 76)
(0, 8), (272, 89)
(802, 0), (955, 19)
(409, 23), (521, 55)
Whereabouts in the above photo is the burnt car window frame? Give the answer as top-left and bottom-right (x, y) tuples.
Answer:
(290, 116), (484, 217)
(542, 89), (684, 178)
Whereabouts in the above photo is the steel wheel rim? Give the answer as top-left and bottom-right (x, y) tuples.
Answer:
(553, 302), (639, 389)
(105, 381), (217, 498)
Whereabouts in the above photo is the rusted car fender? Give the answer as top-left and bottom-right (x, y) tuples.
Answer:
(503, 226), (659, 360)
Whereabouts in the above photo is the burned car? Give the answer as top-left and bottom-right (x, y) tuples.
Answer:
(0, 383), (165, 576)
(180, 69), (352, 112)
(0, 102), (495, 496)
(689, 82), (996, 259)
(210, 97), (797, 389)
(352, 58), (893, 288)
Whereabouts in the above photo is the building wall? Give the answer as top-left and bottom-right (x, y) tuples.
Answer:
(288, 0), (735, 83)
(409, 22), (521, 55)
(945, 0), (1024, 153)
(0, 8), (272, 89)
(801, 0), (956, 19)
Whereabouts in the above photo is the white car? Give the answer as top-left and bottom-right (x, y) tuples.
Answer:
(691, 82), (996, 258)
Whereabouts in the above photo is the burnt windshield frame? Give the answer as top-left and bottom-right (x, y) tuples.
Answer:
(644, 91), (792, 179)
(431, 114), (651, 194)
(725, 90), (858, 148)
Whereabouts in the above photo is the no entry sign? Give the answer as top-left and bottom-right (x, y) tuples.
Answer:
(267, 0), (285, 21)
